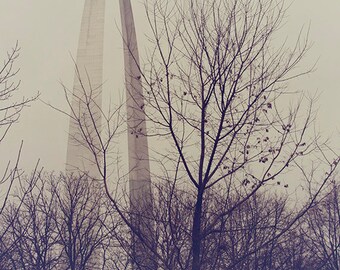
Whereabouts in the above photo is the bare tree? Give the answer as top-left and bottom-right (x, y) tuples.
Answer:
(0, 42), (37, 142)
(51, 173), (111, 270)
(137, 0), (340, 269)
(210, 192), (309, 269)
(1, 172), (119, 270)
(302, 179), (340, 270)
(0, 42), (40, 264)
(0, 42), (39, 211)
(1, 175), (59, 270)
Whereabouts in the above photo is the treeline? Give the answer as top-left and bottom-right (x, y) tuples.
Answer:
(0, 173), (338, 269)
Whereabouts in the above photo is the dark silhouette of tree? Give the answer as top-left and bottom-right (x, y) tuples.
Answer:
(138, 0), (340, 269)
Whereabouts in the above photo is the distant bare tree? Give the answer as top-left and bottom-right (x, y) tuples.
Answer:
(212, 192), (308, 269)
(0, 42), (39, 264)
(51, 173), (110, 270)
(302, 179), (340, 270)
(2, 175), (59, 270)
(1, 172), (119, 270)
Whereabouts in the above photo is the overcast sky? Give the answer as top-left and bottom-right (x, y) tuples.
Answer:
(0, 0), (339, 172)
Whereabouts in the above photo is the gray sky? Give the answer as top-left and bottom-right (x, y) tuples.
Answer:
(0, 0), (339, 172)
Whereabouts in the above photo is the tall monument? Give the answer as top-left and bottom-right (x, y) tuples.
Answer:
(67, 0), (155, 268)
(119, 0), (156, 268)
(66, 2), (105, 268)
(66, 0), (105, 178)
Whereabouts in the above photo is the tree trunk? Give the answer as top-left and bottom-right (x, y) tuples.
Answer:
(192, 189), (204, 270)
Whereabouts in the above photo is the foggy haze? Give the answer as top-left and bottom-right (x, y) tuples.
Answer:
(0, 0), (339, 172)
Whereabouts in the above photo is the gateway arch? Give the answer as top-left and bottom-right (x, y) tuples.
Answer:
(66, 0), (155, 268)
